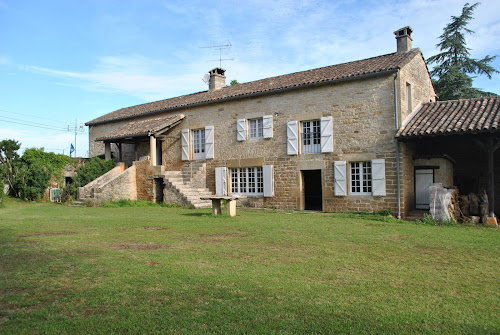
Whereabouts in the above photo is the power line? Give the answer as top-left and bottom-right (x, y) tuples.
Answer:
(0, 115), (69, 131)
(0, 118), (70, 132)
(0, 108), (74, 126)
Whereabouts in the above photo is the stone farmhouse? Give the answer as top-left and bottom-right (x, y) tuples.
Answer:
(83, 27), (500, 219)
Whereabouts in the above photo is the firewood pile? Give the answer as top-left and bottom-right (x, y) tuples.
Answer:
(457, 191), (488, 224)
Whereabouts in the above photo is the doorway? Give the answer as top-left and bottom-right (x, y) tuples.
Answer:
(156, 140), (162, 166)
(302, 170), (322, 211)
(154, 178), (164, 204)
(415, 169), (434, 209)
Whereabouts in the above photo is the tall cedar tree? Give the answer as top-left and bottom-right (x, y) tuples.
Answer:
(0, 139), (21, 197)
(427, 2), (498, 100)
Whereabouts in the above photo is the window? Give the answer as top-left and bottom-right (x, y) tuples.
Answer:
(230, 167), (263, 195)
(302, 120), (321, 153)
(192, 129), (205, 160)
(248, 118), (264, 139)
(350, 162), (372, 195)
(406, 82), (412, 112)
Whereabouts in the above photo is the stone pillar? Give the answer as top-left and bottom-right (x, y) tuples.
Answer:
(150, 136), (156, 166)
(104, 142), (111, 160)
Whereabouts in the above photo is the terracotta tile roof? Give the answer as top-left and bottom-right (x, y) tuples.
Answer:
(397, 96), (500, 138)
(87, 49), (422, 126)
(96, 114), (184, 141)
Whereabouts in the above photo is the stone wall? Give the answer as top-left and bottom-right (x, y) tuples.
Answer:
(134, 160), (164, 202)
(88, 51), (435, 215)
(94, 165), (137, 201)
(77, 163), (125, 199)
(399, 53), (437, 126)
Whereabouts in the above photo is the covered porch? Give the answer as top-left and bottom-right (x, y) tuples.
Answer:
(96, 114), (184, 167)
(398, 97), (500, 222)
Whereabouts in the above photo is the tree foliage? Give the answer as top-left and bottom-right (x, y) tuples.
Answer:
(427, 2), (498, 100)
(230, 79), (240, 86)
(75, 156), (114, 187)
(0, 139), (21, 197)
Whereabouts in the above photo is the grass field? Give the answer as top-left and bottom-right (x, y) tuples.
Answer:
(1, 199), (499, 334)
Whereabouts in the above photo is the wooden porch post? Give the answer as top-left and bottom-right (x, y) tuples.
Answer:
(474, 136), (500, 218)
(117, 143), (122, 162)
(487, 137), (497, 217)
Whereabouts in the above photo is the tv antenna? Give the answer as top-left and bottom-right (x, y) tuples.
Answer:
(200, 41), (234, 68)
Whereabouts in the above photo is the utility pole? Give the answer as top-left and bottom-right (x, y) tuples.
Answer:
(67, 119), (85, 158)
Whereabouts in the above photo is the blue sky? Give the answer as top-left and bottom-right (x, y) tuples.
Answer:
(1, 0), (499, 157)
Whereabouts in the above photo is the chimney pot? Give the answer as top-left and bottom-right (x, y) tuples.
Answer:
(208, 67), (226, 91)
(394, 26), (413, 53)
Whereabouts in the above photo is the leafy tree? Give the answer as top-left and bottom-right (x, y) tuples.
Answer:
(22, 147), (72, 178)
(427, 2), (498, 100)
(0, 139), (21, 197)
(14, 159), (51, 201)
(230, 79), (240, 86)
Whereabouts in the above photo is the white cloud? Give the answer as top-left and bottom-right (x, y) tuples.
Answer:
(22, 56), (208, 101)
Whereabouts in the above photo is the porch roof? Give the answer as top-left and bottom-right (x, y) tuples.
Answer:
(96, 114), (184, 142)
(397, 96), (500, 139)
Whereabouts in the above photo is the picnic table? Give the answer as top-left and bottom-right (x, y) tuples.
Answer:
(200, 196), (245, 217)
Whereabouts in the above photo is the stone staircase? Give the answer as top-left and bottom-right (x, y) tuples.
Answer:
(163, 162), (212, 208)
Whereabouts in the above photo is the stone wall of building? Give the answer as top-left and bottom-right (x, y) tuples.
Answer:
(399, 53), (436, 126)
(134, 160), (164, 202)
(88, 52), (435, 215)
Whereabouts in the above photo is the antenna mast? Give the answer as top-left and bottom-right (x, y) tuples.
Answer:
(200, 41), (234, 68)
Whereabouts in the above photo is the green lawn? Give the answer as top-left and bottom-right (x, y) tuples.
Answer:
(1, 199), (499, 334)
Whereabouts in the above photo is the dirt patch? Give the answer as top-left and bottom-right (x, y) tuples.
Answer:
(143, 227), (167, 231)
(199, 232), (249, 239)
(112, 243), (171, 251)
(18, 231), (77, 237)
(391, 234), (410, 242)
(143, 261), (160, 266)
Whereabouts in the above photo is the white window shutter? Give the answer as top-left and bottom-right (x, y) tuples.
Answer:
(215, 167), (227, 196)
(263, 115), (273, 138)
(263, 165), (274, 197)
(334, 161), (347, 196)
(205, 125), (214, 159)
(371, 159), (386, 196)
(237, 119), (246, 141)
(181, 129), (190, 161)
(287, 121), (298, 155)
(320, 116), (333, 153)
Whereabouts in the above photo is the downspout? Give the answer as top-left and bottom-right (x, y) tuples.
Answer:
(394, 69), (401, 219)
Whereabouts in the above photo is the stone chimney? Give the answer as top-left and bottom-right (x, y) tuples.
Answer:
(394, 26), (413, 53)
(208, 67), (226, 91)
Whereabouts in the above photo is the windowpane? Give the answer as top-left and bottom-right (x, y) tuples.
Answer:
(351, 161), (372, 194)
(229, 167), (263, 195)
(302, 120), (321, 153)
(192, 129), (206, 159)
(249, 119), (263, 139)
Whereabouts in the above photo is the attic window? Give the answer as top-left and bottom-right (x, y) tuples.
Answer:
(406, 82), (412, 112)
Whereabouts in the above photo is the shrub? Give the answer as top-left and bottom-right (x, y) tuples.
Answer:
(414, 213), (457, 226)
(75, 157), (114, 187)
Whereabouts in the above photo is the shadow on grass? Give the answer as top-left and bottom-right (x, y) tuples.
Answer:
(182, 213), (218, 217)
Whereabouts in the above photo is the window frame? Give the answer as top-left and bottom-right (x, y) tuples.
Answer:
(248, 118), (264, 139)
(406, 82), (412, 112)
(192, 128), (206, 160)
(301, 120), (321, 154)
(350, 161), (372, 195)
(230, 167), (264, 196)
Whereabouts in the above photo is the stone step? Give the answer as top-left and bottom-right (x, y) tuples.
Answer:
(164, 165), (212, 208)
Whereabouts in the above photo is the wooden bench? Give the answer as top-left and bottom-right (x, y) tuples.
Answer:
(200, 196), (245, 217)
